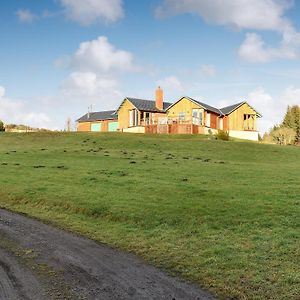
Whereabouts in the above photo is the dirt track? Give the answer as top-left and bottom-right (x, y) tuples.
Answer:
(0, 209), (216, 300)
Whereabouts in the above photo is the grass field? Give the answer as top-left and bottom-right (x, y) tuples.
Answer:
(0, 132), (299, 299)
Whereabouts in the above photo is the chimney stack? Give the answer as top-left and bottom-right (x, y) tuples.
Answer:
(155, 86), (164, 110)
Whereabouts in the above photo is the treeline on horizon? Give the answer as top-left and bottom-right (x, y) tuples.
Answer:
(0, 122), (51, 132)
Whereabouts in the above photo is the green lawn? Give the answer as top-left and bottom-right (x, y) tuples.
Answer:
(0, 132), (299, 299)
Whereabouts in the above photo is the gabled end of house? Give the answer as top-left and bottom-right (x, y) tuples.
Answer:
(76, 87), (262, 141)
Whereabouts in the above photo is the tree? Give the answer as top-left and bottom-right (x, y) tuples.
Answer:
(65, 118), (72, 132)
(282, 105), (300, 141)
(0, 120), (5, 132)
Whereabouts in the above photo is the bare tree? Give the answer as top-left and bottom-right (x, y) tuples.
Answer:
(65, 117), (72, 132)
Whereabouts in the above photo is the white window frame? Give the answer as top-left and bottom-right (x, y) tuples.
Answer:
(206, 113), (211, 127)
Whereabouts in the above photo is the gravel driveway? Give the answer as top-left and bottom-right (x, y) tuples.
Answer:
(0, 208), (216, 300)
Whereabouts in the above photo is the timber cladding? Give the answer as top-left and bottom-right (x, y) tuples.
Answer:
(210, 113), (218, 129)
(117, 99), (136, 130)
(77, 122), (91, 132)
(167, 97), (203, 122)
(77, 120), (118, 132)
(228, 103), (257, 131)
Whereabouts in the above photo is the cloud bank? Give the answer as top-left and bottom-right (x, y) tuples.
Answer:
(156, 0), (300, 63)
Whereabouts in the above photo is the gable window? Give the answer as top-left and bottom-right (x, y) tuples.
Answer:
(179, 112), (186, 122)
(243, 114), (255, 131)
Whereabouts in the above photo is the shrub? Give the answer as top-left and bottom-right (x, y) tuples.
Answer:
(271, 127), (296, 145)
(216, 130), (229, 141)
(0, 120), (5, 132)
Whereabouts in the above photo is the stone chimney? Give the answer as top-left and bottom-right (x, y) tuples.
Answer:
(155, 86), (164, 110)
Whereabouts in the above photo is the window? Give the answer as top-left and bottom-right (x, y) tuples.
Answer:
(243, 114), (255, 131)
(129, 109), (139, 127)
(192, 109), (199, 125)
(179, 112), (186, 122)
(192, 109), (204, 125)
(206, 113), (211, 127)
(218, 118), (223, 130)
(144, 112), (150, 125)
(199, 112), (203, 125)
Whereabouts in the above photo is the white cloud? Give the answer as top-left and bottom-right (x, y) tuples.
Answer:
(156, 0), (292, 31)
(157, 76), (184, 92)
(0, 86), (51, 128)
(72, 36), (136, 73)
(59, 0), (124, 26)
(280, 86), (300, 107)
(56, 36), (136, 112)
(238, 32), (299, 63)
(200, 65), (216, 77)
(16, 9), (38, 23)
(59, 72), (122, 111)
(156, 0), (300, 63)
(61, 72), (119, 97)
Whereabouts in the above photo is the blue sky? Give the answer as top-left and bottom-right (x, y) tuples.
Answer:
(1, 0), (300, 132)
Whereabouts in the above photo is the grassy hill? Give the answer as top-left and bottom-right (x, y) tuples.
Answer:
(0, 132), (299, 299)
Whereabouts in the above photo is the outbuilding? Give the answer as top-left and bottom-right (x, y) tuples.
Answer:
(77, 110), (118, 132)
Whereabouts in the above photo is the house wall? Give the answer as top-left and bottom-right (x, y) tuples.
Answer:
(77, 122), (91, 132)
(77, 120), (118, 132)
(167, 97), (203, 122)
(118, 99), (168, 130)
(210, 113), (218, 129)
(223, 116), (229, 131)
(118, 99), (136, 130)
(153, 112), (167, 124)
(229, 130), (259, 141)
(123, 126), (145, 133)
(228, 103), (257, 131)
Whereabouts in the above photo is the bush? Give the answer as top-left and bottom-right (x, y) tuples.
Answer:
(0, 120), (5, 132)
(271, 127), (296, 145)
(216, 130), (229, 141)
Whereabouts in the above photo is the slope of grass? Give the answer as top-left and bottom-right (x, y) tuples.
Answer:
(0, 132), (299, 299)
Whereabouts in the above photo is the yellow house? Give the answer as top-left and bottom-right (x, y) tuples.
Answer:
(166, 97), (261, 140)
(76, 87), (262, 141)
(165, 96), (223, 134)
(220, 101), (262, 140)
(116, 87), (172, 133)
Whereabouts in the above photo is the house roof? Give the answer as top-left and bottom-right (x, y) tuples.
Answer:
(77, 110), (117, 122)
(187, 97), (223, 115)
(118, 97), (172, 113)
(220, 101), (262, 117)
(220, 102), (245, 115)
(166, 96), (223, 115)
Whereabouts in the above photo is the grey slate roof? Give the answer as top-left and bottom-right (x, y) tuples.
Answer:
(77, 110), (117, 122)
(186, 97), (223, 115)
(220, 102), (245, 115)
(126, 98), (172, 112)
